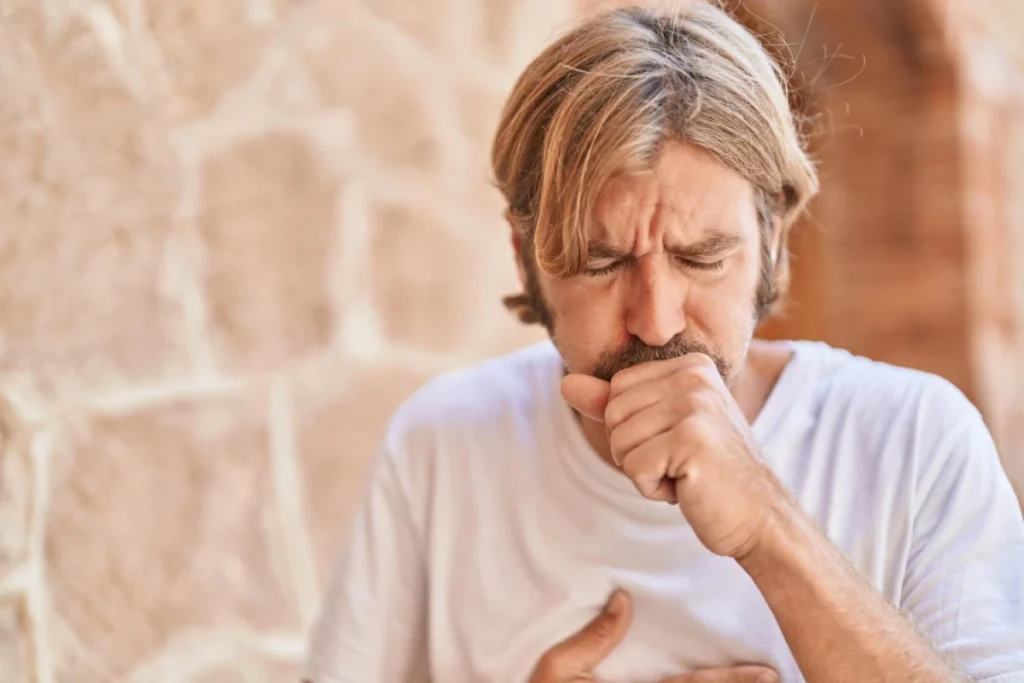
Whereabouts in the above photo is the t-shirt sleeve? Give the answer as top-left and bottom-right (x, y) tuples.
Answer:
(303, 440), (429, 683)
(900, 392), (1024, 681)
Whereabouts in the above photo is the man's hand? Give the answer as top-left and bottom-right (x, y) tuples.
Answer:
(529, 589), (778, 683)
(528, 589), (633, 683)
(564, 357), (965, 682)
(561, 353), (796, 560)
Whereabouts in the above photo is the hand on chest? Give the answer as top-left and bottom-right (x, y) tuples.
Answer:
(443, 528), (799, 683)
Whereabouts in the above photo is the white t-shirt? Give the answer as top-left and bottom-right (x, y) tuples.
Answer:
(304, 340), (1024, 683)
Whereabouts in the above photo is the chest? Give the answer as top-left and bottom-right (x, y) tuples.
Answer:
(420, 413), (910, 683)
(426, 500), (804, 683)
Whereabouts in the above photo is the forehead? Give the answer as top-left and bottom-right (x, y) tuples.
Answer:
(591, 142), (758, 244)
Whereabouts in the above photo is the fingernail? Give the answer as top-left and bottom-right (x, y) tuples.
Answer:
(605, 590), (625, 615)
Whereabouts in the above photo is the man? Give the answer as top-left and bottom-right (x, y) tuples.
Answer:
(304, 3), (1024, 682)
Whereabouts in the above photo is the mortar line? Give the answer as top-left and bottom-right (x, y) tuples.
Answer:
(268, 376), (321, 628)
(25, 427), (56, 683)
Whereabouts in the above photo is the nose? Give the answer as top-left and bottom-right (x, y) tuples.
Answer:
(624, 256), (686, 347)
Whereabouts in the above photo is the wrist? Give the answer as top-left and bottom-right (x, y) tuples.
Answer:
(736, 496), (820, 581)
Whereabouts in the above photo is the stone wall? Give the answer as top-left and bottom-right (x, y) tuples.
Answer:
(0, 1), (559, 680)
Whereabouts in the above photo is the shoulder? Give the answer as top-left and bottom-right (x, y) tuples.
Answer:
(788, 341), (1007, 519)
(793, 340), (980, 432)
(784, 341), (990, 477)
(382, 340), (562, 455)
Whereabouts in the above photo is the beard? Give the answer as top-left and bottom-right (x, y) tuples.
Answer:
(589, 333), (731, 382)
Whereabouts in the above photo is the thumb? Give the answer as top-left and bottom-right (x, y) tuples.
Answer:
(659, 665), (780, 683)
(543, 590), (633, 677)
(560, 374), (611, 422)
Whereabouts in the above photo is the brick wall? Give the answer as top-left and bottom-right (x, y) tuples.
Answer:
(745, 0), (1024, 497)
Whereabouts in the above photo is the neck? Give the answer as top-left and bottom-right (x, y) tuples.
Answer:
(574, 338), (793, 470)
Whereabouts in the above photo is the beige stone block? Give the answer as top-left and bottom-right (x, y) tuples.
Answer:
(358, 0), (464, 55)
(295, 1), (471, 184)
(200, 133), (337, 374)
(342, 0), (573, 70)
(147, 0), (288, 119)
(0, 8), (192, 398)
(453, 77), (509, 162)
(188, 653), (300, 683)
(290, 355), (437, 582)
(368, 200), (525, 354)
(480, 0), (576, 70)
(369, 203), (472, 353)
(0, 599), (29, 683)
(45, 392), (301, 681)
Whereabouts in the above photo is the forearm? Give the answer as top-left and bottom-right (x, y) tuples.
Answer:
(738, 507), (964, 683)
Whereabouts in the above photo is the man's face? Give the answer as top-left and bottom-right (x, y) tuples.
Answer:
(517, 142), (774, 385)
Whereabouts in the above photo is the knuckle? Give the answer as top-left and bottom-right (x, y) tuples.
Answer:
(671, 367), (693, 388)
(694, 368), (717, 389)
(588, 613), (617, 640)
(686, 414), (714, 442)
(634, 477), (662, 499)
(622, 455), (658, 490)
(669, 418), (690, 440)
(677, 391), (701, 414)
(691, 352), (716, 369)
(620, 451), (642, 479)
(737, 667), (780, 683)
(608, 431), (626, 461)
(681, 354), (716, 381)
(604, 399), (625, 427)
(672, 415), (712, 449)
(609, 370), (631, 396)
(688, 389), (716, 414)
(532, 652), (562, 681)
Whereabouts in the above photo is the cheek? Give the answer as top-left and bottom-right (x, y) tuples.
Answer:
(686, 256), (761, 332)
(544, 279), (627, 357)
(554, 281), (620, 330)
(714, 250), (761, 307)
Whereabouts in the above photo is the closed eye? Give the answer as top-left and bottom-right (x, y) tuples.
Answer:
(676, 256), (726, 272)
(583, 260), (626, 277)
(584, 255), (725, 276)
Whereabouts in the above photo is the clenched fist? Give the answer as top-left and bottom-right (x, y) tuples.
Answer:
(561, 353), (797, 560)
(528, 589), (778, 683)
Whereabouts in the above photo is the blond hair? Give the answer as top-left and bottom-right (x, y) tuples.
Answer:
(491, 1), (819, 322)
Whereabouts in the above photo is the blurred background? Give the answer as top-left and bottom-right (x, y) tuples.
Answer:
(0, 0), (1022, 681)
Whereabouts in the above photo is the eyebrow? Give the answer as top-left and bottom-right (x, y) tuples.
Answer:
(586, 231), (744, 261)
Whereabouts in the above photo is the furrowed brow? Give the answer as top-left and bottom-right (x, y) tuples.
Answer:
(669, 232), (743, 259)
(586, 242), (631, 260)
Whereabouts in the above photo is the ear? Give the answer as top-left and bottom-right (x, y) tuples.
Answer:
(505, 208), (528, 287)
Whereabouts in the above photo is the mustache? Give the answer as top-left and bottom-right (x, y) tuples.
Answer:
(591, 335), (729, 382)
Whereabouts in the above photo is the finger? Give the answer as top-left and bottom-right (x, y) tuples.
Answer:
(659, 665), (780, 683)
(603, 377), (670, 431)
(607, 355), (686, 398)
(618, 429), (683, 502)
(609, 352), (717, 397)
(607, 401), (675, 467)
(560, 374), (611, 422)
(545, 589), (633, 675)
(648, 477), (678, 504)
